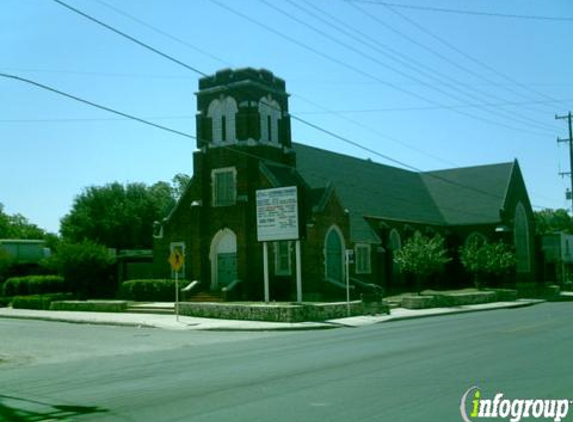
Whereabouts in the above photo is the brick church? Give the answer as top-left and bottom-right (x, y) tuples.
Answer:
(152, 68), (536, 301)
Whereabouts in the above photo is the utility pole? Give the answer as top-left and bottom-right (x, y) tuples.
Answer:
(556, 111), (573, 213)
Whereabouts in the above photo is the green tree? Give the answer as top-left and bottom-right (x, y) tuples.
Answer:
(460, 237), (515, 289)
(60, 181), (176, 249)
(44, 240), (116, 299)
(171, 173), (191, 201)
(534, 208), (573, 235)
(0, 203), (46, 239)
(394, 232), (451, 293)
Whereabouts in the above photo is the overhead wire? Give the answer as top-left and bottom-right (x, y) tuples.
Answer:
(342, 0), (573, 22)
(352, 1), (568, 112)
(214, 0), (551, 138)
(290, 0), (558, 133)
(43, 0), (554, 212)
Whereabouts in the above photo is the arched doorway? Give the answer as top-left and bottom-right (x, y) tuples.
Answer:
(210, 229), (237, 290)
(325, 226), (345, 283)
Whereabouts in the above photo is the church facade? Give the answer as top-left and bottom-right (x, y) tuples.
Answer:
(152, 68), (536, 301)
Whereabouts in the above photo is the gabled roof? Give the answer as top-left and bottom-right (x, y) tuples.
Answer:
(421, 162), (514, 225)
(293, 143), (515, 241)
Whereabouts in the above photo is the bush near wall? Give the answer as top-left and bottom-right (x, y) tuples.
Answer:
(118, 279), (182, 302)
(12, 293), (73, 310)
(2, 275), (66, 297)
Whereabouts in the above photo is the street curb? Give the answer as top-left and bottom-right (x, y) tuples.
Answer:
(0, 313), (158, 329)
(328, 299), (546, 328)
(379, 300), (545, 325)
(0, 299), (548, 331)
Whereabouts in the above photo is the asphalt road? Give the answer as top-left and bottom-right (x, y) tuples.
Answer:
(1, 303), (571, 422)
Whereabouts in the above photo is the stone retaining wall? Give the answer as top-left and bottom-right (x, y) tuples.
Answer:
(401, 289), (518, 310)
(178, 301), (367, 322)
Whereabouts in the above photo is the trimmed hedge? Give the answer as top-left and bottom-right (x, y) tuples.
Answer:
(118, 279), (184, 302)
(12, 293), (74, 310)
(2, 275), (66, 297)
(50, 300), (127, 312)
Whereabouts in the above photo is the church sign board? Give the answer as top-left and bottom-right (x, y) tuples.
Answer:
(256, 186), (299, 242)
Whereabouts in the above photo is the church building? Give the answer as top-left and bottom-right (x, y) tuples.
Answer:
(152, 68), (536, 301)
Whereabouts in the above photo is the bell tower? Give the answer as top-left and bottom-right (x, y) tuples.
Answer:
(196, 68), (292, 150)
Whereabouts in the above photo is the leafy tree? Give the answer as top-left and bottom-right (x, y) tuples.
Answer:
(394, 232), (451, 293)
(534, 208), (573, 235)
(44, 240), (116, 299)
(459, 237), (515, 289)
(0, 203), (46, 239)
(60, 181), (176, 249)
(171, 173), (191, 200)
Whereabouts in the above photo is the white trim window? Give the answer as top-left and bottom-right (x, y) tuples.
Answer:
(170, 242), (185, 278)
(274, 241), (291, 276)
(207, 96), (238, 144)
(259, 96), (281, 144)
(212, 167), (237, 207)
(355, 243), (371, 274)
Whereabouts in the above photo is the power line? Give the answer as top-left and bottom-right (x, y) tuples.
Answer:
(343, 0), (573, 22)
(291, 0), (559, 132)
(3, 70), (552, 217)
(0, 73), (196, 140)
(274, 0), (553, 131)
(367, 1), (563, 112)
(47, 0), (552, 210)
(50, 0), (209, 78)
(215, 0), (552, 138)
(91, 0), (233, 68)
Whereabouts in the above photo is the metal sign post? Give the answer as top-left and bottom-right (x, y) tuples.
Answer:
(168, 249), (184, 321)
(345, 249), (354, 317)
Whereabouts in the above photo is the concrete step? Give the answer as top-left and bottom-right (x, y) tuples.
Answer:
(187, 292), (223, 303)
(126, 303), (174, 315)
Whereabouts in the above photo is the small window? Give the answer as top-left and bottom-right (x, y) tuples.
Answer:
(274, 241), (291, 275)
(212, 168), (236, 207)
(355, 244), (371, 274)
(170, 242), (185, 278)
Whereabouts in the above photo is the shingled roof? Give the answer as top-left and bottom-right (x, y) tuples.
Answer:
(293, 143), (515, 242)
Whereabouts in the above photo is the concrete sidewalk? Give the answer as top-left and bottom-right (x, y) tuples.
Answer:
(0, 298), (545, 331)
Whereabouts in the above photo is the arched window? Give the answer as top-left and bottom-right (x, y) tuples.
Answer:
(324, 226), (345, 283)
(514, 202), (531, 273)
(465, 232), (487, 247)
(259, 96), (281, 144)
(388, 229), (402, 275)
(208, 96), (238, 144)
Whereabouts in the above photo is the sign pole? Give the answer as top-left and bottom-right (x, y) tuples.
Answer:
(168, 248), (184, 323)
(175, 270), (179, 322)
(296, 240), (302, 303)
(345, 250), (351, 317)
(263, 241), (270, 303)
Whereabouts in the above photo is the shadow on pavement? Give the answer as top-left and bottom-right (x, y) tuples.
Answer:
(0, 394), (107, 421)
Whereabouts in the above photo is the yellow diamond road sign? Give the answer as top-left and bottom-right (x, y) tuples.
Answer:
(168, 249), (184, 272)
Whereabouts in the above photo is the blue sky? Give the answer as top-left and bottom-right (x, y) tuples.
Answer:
(2, 0), (573, 234)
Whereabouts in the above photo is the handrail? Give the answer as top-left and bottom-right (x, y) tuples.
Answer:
(325, 277), (355, 290)
(350, 277), (383, 294)
(182, 280), (200, 292)
(221, 279), (242, 301)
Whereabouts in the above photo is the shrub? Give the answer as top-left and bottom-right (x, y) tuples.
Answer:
(2, 275), (66, 297)
(46, 241), (116, 299)
(460, 237), (515, 289)
(394, 232), (451, 293)
(118, 279), (182, 302)
(12, 293), (74, 310)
